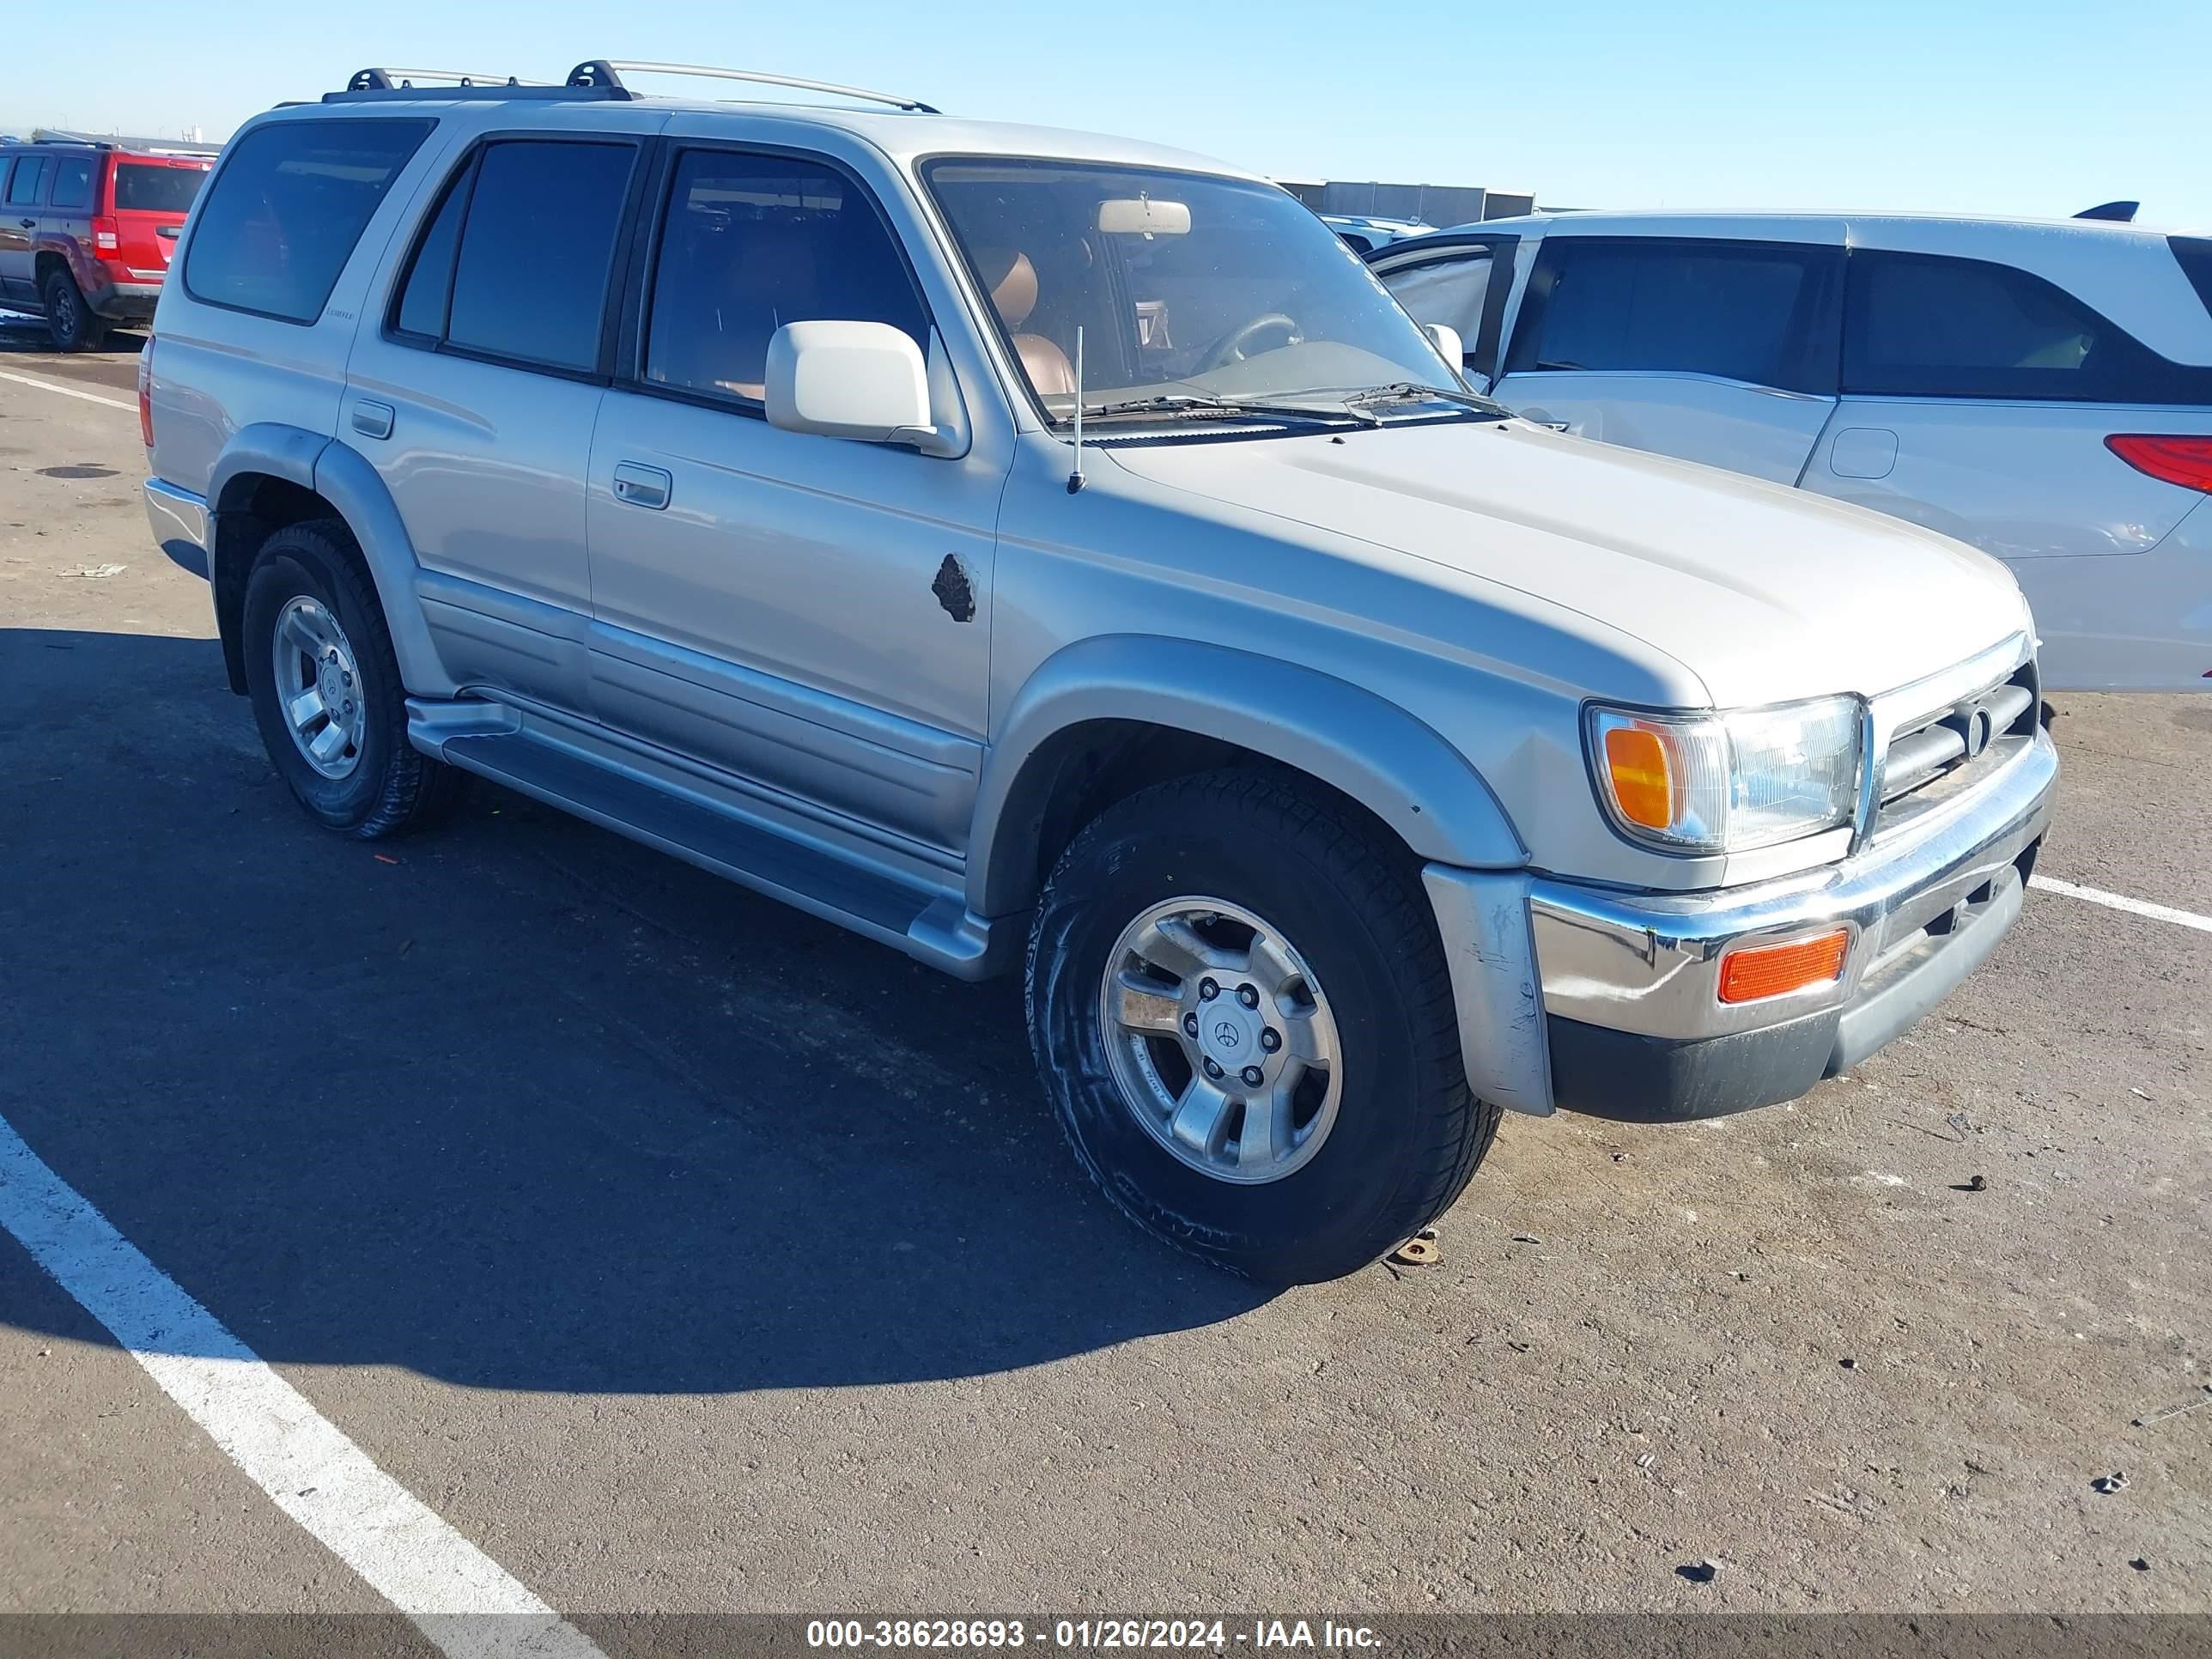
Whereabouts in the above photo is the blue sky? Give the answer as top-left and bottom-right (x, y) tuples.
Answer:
(4, 0), (2207, 228)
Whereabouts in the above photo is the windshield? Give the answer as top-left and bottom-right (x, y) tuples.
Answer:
(921, 159), (1462, 423)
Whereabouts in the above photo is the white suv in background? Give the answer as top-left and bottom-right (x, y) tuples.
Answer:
(1371, 212), (2212, 692)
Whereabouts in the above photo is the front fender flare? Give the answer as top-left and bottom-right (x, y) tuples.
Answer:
(969, 635), (1527, 918)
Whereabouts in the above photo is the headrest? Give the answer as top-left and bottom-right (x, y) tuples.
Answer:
(975, 248), (1039, 329)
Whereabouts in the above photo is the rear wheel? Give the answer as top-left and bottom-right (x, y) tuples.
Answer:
(240, 520), (466, 838)
(1026, 769), (1500, 1283)
(42, 268), (108, 352)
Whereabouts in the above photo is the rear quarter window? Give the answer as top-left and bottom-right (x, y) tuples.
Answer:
(2171, 237), (2212, 321)
(113, 162), (210, 216)
(185, 118), (432, 325)
(1844, 249), (2212, 404)
(49, 155), (94, 211)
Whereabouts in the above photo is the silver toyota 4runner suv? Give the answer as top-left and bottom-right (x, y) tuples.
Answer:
(140, 62), (2058, 1283)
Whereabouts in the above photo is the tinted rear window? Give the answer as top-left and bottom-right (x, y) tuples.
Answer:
(113, 162), (208, 215)
(1509, 238), (1841, 394)
(1844, 250), (2212, 404)
(185, 119), (431, 324)
(443, 140), (635, 372)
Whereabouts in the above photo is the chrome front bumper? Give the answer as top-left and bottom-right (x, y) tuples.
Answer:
(1426, 726), (2057, 1121)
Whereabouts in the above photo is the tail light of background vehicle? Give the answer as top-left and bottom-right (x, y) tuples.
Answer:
(137, 338), (155, 449)
(2105, 434), (2212, 493)
(91, 216), (121, 253)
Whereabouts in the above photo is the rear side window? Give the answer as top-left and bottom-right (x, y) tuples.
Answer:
(1508, 237), (1841, 394)
(392, 139), (635, 374)
(1844, 251), (2212, 404)
(113, 162), (209, 216)
(642, 149), (927, 402)
(49, 155), (94, 210)
(5, 156), (50, 207)
(185, 118), (431, 325)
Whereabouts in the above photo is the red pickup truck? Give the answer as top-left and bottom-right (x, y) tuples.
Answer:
(0, 139), (215, 349)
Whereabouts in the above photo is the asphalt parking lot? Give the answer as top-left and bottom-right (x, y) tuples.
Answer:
(3, 312), (2209, 1626)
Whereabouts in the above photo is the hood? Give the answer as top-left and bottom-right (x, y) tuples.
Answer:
(1104, 419), (2033, 708)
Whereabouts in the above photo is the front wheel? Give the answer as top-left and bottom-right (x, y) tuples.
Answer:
(1026, 769), (1500, 1283)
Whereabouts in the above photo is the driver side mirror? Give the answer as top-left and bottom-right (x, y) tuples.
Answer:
(1425, 322), (1465, 367)
(765, 321), (957, 454)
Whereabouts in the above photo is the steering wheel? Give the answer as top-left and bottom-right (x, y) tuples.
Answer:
(1199, 312), (1303, 371)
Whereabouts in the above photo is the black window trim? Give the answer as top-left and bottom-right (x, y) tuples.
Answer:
(1838, 245), (2212, 407)
(181, 116), (436, 328)
(380, 129), (650, 386)
(611, 135), (942, 423)
(1503, 233), (1845, 398)
(1370, 230), (1523, 384)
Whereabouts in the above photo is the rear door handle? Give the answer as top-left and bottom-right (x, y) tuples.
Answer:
(612, 462), (672, 511)
(350, 400), (395, 441)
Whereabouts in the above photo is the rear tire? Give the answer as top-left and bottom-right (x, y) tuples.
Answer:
(42, 268), (109, 352)
(1026, 768), (1500, 1284)
(241, 520), (466, 838)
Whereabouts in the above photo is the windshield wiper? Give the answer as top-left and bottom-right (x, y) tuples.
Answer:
(1075, 393), (1364, 427)
(1336, 383), (1516, 420)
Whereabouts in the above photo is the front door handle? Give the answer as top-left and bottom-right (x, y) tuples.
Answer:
(350, 400), (395, 441)
(16, 218), (33, 230)
(612, 462), (672, 511)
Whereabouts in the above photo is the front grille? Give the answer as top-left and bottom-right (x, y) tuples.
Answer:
(1873, 659), (2040, 840)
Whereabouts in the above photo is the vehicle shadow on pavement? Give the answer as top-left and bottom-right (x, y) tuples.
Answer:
(0, 628), (1273, 1392)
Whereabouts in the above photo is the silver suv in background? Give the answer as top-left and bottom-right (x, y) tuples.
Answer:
(141, 62), (2057, 1283)
(1370, 210), (2212, 692)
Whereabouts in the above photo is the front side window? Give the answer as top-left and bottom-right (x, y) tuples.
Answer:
(922, 159), (1462, 424)
(1844, 250), (2211, 404)
(112, 162), (210, 216)
(1510, 238), (1840, 393)
(185, 118), (431, 324)
(644, 149), (927, 403)
(6, 156), (50, 207)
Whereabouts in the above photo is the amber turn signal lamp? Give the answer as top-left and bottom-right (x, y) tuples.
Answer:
(1717, 929), (1850, 1004)
(1601, 723), (1674, 831)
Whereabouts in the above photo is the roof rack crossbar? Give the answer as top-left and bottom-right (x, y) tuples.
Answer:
(567, 59), (939, 113)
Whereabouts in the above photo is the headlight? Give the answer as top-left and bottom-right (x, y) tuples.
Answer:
(1585, 695), (1863, 854)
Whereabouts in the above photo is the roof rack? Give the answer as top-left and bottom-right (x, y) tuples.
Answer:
(324, 67), (601, 104)
(564, 59), (939, 113)
(30, 126), (222, 156)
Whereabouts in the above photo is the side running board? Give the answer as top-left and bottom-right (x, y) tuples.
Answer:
(409, 699), (1012, 980)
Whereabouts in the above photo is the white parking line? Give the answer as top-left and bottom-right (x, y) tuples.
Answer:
(2032, 874), (2212, 936)
(0, 366), (138, 411)
(0, 1114), (605, 1659)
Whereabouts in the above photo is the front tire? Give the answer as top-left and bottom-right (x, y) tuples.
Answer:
(240, 520), (465, 838)
(42, 268), (108, 352)
(1026, 769), (1500, 1283)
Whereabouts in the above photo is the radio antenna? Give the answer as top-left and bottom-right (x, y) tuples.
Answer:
(1066, 325), (1087, 495)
